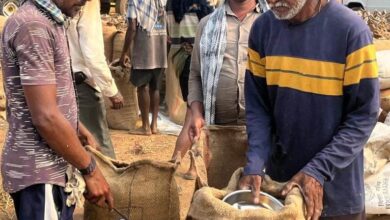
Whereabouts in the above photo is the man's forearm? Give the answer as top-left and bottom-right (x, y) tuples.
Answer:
(190, 101), (204, 118)
(120, 19), (136, 60)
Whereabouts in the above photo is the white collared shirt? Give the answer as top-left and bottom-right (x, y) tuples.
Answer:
(67, 0), (118, 97)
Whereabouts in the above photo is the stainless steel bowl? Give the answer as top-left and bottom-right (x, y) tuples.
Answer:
(222, 190), (284, 211)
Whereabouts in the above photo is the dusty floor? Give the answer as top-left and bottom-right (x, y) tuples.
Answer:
(0, 121), (390, 220)
(0, 120), (182, 220)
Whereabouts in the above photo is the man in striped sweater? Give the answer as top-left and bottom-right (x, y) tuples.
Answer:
(239, 0), (379, 219)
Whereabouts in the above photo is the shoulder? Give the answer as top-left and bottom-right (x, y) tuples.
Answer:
(325, 2), (370, 37)
(6, 2), (54, 34)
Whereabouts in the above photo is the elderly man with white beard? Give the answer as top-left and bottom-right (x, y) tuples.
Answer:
(238, 0), (379, 219)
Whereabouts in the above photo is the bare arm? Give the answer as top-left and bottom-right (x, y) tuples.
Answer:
(24, 84), (113, 209)
(119, 18), (137, 67)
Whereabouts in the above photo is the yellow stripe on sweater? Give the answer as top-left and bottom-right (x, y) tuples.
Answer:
(266, 56), (345, 80)
(267, 70), (343, 96)
(247, 48), (266, 77)
(344, 45), (378, 86)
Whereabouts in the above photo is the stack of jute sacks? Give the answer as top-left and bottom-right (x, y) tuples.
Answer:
(359, 11), (390, 117)
(101, 15), (140, 131)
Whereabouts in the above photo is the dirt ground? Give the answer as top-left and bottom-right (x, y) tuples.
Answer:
(0, 120), (181, 220)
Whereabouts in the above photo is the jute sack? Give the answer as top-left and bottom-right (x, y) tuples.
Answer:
(84, 147), (181, 220)
(380, 96), (390, 113)
(188, 168), (305, 220)
(378, 50), (390, 93)
(364, 123), (390, 178)
(112, 31), (125, 62)
(102, 22), (117, 63)
(165, 47), (187, 125)
(374, 40), (390, 51)
(105, 64), (139, 130)
(199, 125), (248, 189)
(380, 89), (390, 112)
(364, 123), (390, 215)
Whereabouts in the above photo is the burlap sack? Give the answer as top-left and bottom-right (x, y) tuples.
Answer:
(377, 51), (390, 80)
(188, 168), (305, 220)
(112, 31), (125, 62)
(115, 0), (128, 15)
(380, 97), (390, 113)
(84, 147), (181, 220)
(165, 47), (187, 125)
(199, 125), (248, 189)
(102, 22), (117, 63)
(374, 40), (390, 51)
(104, 64), (139, 130)
(363, 123), (390, 215)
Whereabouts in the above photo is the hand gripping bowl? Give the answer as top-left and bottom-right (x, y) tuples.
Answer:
(222, 190), (284, 211)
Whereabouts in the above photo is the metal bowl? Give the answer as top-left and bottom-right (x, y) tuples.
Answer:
(222, 190), (284, 211)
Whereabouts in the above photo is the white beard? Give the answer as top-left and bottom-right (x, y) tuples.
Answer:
(269, 0), (308, 20)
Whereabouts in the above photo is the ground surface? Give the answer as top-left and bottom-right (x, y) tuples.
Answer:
(0, 121), (180, 220)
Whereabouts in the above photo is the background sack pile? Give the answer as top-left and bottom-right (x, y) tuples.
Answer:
(359, 10), (390, 39)
(101, 15), (140, 130)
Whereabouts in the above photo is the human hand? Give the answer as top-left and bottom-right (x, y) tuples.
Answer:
(281, 172), (323, 220)
(118, 55), (131, 68)
(188, 112), (204, 143)
(109, 92), (124, 109)
(79, 133), (100, 151)
(83, 166), (114, 209)
(238, 175), (262, 204)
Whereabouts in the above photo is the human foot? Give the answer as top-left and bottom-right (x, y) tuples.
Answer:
(128, 127), (152, 136)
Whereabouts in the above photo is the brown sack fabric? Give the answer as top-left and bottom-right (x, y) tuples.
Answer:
(200, 125), (248, 189)
(374, 40), (390, 51)
(165, 48), (187, 125)
(83, 147), (181, 220)
(188, 168), (305, 220)
(105, 64), (139, 130)
(102, 23), (117, 63)
(112, 31), (125, 62)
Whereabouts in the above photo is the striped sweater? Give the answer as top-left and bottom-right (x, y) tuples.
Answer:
(244, 0), (379, 216)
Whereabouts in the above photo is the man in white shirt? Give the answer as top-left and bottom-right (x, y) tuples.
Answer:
(67, 0), (124, 158)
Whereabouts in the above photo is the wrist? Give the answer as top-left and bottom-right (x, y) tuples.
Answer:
(79, 156), (97, 176)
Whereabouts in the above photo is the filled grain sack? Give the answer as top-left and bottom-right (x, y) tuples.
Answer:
(199, 125), (248, 189)
(112, 31), (125, 62)
(188, 168), (305, 220)
(378, 51), (390, 90)
(84, 147), (183, 220)
(364, 123), (390, 214)
(105, 64), (139, 130)
(165, 47), (187, 125)
(102, 22), (117, 63)
(374, 40), (390, 51)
